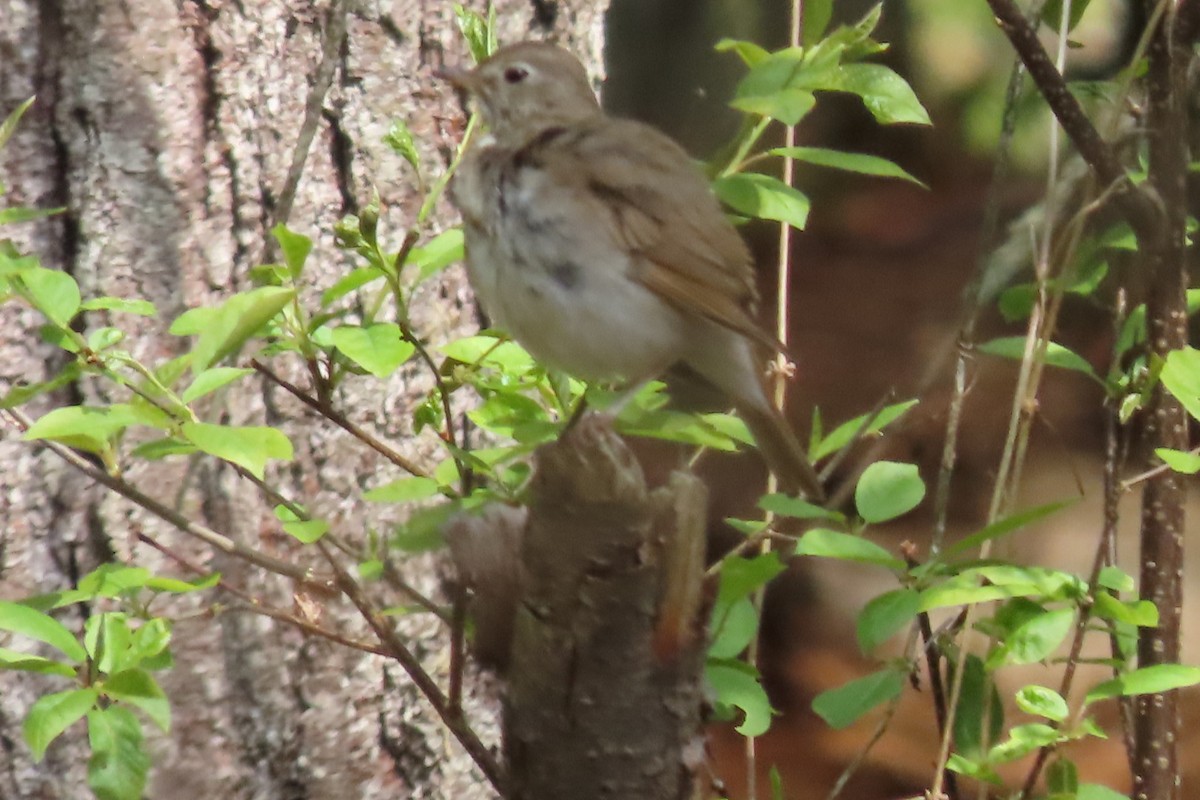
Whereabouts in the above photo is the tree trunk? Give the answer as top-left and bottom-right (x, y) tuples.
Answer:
(0, 1), (605, 798)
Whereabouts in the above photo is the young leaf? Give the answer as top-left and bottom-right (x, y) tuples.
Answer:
(707, 660), (775, 736)
(758, 492), (844, 522)
(272, 224), (312, 281)
(856, 588), (919, 654)
(363, 476), (441, 503)
(730, 49), (817, 125)
(811, 399), (916, 461)
(331, 323), (415, 378)
(823, 63), (931, 125)
(0, 601), (88, 662)
(102, 669), (170, 731)
(715, 38), (771, 68)
(183, 286), (296, 371)
(769, 146), (926, 186)
(811, 667), (905, 729)
(410, 227), (466, 284)
(272, 505), (330, 544)
(978, 336), (1097, 378)
(713, 173), (810, 231)
(0, 648), (77, 677)
(181, 367), (254, 404)
(79, 296), (157, 316)
(1154, 447), (1200, 474)
(384, 119), (421, 175)
(855, 460), (925, 523)
(19, 266), (81, 327)
(1003, 607), (1075, 665)
(1160, 346), (1200, 422)
(1015, 685), (1069, 722)
(0, 96), (36, 151)
(24, 688), (99, 760)
(795, 528), (904, 570)
(87, 706), (150, 800)
(1085, 664), (1200, 704)
(180, 422), (293, 479)
(942, 501), (1071, 558)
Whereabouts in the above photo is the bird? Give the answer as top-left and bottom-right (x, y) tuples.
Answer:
(440, 41), (824, 501)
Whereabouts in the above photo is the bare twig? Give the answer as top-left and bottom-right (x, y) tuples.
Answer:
(3, 408), (328, 588)
(136, 531), (388, 656)
(982, 0), (1161, 241)
(250, 359), (431, 478)
(315, 540), (504, 791)
(269, 0), (348, 240)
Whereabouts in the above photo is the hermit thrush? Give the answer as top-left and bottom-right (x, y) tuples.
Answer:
(441, 41), (824, 501)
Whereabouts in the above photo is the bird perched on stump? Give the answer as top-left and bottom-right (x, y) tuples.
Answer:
(441, 41), (824, 501)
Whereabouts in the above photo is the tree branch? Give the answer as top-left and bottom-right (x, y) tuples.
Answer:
(983, 0), (1162, 241)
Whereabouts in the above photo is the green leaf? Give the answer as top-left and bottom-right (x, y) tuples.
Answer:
(1046, 756), (1079, 794)
(144, 573), (220, 594)
(102, 669), (170, 731)
(87, 706), (150, 800)
(812, 400), (916, 461)
(855, 461), (924, 523)
(952, 654), (1005, 757)
(331, 323), (415, 378)
(795, 528), (903, 569)
(713, 173), (809, 230)
(825, 63), (931, 125)
(19, 266), (81, 327)
(988, 722), (1061, 763)
(410, 227), (465, 284)
(77, 565), (153, 597)
(803, 0), (834, 47)
(1015, 685), (1069, 722)
(363, 476), (441, 503)
(0, 601), (87, 661)
(0, 648), (76, 677)
(272, 505), (329, 544)
(181, 367), (254, 404)
(180, 422), (293, 479)
(707, 660), (775, 736)
(919, 574), (1015, 611)
(769, 146), (925, 186)
(1155, 447), (1200, 474)
(708, 597), (759, 659)
(179, 286), (296, 371)
(1098, 565), (1135, 593)
(320, 267), (386, 307)
(730, 48), (816, 125)
(715, 38), (771, 67)
(0, 206), (66, 226)
(812, 667), (905, 729)
(758, 492), (843, 522)
(978, 336), (1097, 377)
(1078, 784), (1132, 800)
(1041, 0), (1092, 31)
(79, 296), (157, 316)
(1092, 591), (1158, 627)
(130, 437), (197, 460)
(1161, 346), (1200, 422)
(0, 96), (36, 151)
(24, 688), (98, 760)
(856, 588), (919, 654)
(1004, 607), (1075, 665)
(272, 224), (312, 281)
(453, 4), (493, 63)
(1085, 664), (1200, 704)
(943, 501), (1072, 558)
(1, 362), (82, 409)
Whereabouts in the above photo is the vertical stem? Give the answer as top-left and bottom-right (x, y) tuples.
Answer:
(1133, 4), (1188, 799)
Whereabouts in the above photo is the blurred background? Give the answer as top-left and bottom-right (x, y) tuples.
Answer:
(601, 1), (1195, 798)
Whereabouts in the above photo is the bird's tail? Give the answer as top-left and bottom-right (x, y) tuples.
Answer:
(739, 402), (825, 502)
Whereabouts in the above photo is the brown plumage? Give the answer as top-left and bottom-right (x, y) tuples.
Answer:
(443, 42), (823, 500)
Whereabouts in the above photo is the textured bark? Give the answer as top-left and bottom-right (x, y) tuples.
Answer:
(0, 1), (605, 798)
(503, 420), (708, 800)
(1132, 5), (1190, 800)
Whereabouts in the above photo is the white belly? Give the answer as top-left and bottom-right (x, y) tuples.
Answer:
(466, 227), (686, 382)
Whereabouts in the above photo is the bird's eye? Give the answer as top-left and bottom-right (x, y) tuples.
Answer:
(503, 66), (529, 84)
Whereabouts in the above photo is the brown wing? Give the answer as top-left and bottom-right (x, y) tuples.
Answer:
(533, 118), (788, 355)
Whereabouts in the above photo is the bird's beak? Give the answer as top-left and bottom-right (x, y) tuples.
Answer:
(435, 64), (477, 92)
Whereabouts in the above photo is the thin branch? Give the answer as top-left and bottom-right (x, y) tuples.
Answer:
(269, 0), (348, 240)
(982, 0), (1161, 242)
(3, 408), (328, 588)
(315, 540), (504, 792)
(136, 532), (388, 656)
(250, 359), (431, 478)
